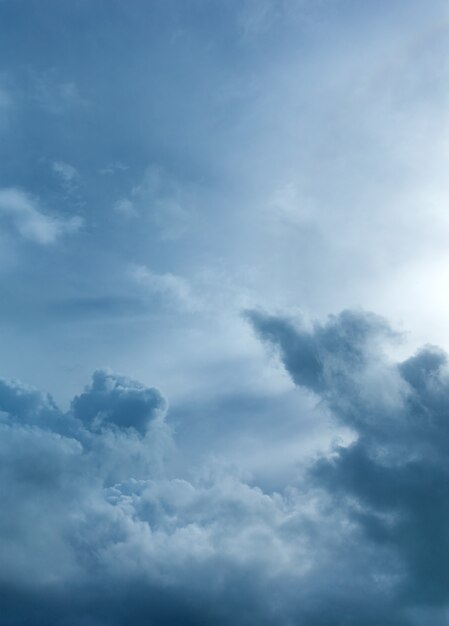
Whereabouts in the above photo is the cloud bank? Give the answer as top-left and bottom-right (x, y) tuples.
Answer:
(0, 310), (447, 625)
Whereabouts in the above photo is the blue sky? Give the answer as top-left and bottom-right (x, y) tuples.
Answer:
(1, 1), (449, 625)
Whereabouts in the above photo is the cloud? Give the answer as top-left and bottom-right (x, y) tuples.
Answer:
(249, 308), (449, 612)
(113, 197), (137, 218)
(0, 188), (82, 244)
(0, 369), (309, 624)
(100, 161), (129, 175)
(114, 166), (192, 240)
(72, 369), (167, 436)
(51, 160), (80, 192)
(0, 375), (59, 426)
(0, 309), (447, 623)
(130, 263), (197, 311)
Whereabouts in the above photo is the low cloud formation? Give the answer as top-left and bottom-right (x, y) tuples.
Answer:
(0, 310), (448, 624)
(249, 308), (449, 622)
(0, 188), (82, 244)
(72, 369), (166, 436)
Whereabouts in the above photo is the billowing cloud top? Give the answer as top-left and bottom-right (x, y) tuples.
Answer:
(72, 369), (166, 435)
(0, 309), (447, 625)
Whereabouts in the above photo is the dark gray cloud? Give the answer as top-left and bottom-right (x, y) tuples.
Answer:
(72, 369), (166, 435)
(0, 310), (448, 625)
(250, 308), (449, 619)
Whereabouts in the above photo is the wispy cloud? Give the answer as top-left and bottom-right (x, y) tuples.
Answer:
(113, 197), (137, 218)
(130, 263), (197, 311)
(114, 166), (192, 239)
(52, 160), (80, 192)
(100, 161), (129, 175)
(0, 188), (82, 244)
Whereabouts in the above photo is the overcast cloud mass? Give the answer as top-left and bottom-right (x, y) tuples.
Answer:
(1, 1), (449, 624)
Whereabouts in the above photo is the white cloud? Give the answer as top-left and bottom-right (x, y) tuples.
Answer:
(0, 188), (82, 244)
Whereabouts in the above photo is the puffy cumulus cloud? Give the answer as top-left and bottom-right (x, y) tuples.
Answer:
(0, 371), (172, 593)
(72, 369), (167, 436)
(0, 376), (59, 425)
(0, 370), (313, 625)
(1, 311), (449, 625)
(0, 188), (82, 244)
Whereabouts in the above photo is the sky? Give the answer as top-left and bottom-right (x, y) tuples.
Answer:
(0, 1), (449, 624)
